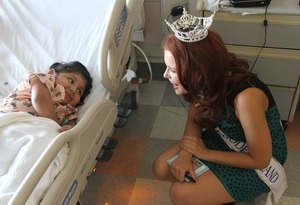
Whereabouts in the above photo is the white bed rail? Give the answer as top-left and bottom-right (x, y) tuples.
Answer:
(100, 0), (144, 93)
(2, 0), (144, 204)
(8, 99), (117, 205)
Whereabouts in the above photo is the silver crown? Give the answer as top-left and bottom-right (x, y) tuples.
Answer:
(165, 8), (215, 43)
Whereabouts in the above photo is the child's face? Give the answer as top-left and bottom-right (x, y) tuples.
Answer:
(55, 72), (87, 106)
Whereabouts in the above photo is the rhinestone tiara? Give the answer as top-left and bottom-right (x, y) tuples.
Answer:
(165, 8), (216, 43)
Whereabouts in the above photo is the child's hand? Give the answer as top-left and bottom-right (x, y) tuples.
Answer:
(57, 124), (74, 132)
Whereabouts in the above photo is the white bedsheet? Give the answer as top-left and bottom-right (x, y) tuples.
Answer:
(0, 0), (130, 203)
(0, 112), (68, 205)
(0, 0), (114, 117)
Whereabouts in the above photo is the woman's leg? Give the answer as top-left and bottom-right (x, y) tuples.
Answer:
(169, 171), (235, 205)
(152, 141), (181, 182)
(153, 140), (235, 204)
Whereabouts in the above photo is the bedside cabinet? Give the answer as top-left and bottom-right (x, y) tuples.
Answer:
(204, 0), (300, 122)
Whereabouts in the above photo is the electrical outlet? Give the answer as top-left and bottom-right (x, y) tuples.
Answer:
(161, 0), (189, 36)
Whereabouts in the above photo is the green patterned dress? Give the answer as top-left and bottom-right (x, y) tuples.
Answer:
(201, 77), (287, 201)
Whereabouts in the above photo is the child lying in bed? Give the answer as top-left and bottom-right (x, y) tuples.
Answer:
(0, 61), (93, 132)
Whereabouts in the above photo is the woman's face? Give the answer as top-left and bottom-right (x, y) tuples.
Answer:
(163, 50), (188, 95)
(55, 72), (87, 106)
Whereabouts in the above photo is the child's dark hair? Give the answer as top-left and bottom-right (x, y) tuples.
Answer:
(50, 61), (93, 106)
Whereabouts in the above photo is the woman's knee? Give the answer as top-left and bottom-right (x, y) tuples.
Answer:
(169, 182), (187, 204)
(152, 142), (180, 180)
(152, 156), (167, 180)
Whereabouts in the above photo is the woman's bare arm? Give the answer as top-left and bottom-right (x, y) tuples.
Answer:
(181, 88), (272, 170)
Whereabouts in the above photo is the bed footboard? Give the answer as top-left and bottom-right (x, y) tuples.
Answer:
(8, 99), (117, 205)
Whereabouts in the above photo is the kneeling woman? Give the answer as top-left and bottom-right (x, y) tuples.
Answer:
(152, 10), (287, 205)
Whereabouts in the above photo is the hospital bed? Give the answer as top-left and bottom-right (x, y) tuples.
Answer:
(0, 0), (143, 204)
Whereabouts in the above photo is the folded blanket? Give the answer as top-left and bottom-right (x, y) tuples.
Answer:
(0, 112), (68, 205)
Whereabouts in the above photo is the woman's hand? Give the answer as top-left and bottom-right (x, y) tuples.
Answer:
(169, 151), (196, 182)
(180, 136), (208, 160)
(168, 101), (202, 182)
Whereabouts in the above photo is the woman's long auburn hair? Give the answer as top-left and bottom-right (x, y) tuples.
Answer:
(163, 30), (256, 129)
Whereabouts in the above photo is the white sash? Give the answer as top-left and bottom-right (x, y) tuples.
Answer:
(215, 127), (287, 204)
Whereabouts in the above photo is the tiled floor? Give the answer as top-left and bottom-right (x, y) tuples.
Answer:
(80, 80), (300, 205)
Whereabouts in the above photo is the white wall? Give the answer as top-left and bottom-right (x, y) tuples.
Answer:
(135, 0), (200, 63)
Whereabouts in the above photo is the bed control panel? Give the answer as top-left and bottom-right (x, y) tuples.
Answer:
(115, 5), (128, 48)
(63, 180), (78, 205)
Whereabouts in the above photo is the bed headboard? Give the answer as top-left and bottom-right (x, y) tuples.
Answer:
(99, 0), (143, 93)
(0, 0), (143, 98)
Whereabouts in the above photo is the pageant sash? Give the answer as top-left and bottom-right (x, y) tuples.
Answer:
(215, 127), (287, 204)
